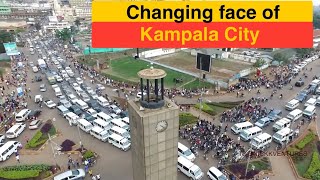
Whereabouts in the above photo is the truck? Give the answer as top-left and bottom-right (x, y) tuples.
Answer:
(37, 59), (47, 69)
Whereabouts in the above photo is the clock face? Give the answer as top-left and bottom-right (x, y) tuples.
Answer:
(156, 120), (168, 132)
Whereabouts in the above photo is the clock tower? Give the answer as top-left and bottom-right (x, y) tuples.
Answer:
(128, 67), (179, 180)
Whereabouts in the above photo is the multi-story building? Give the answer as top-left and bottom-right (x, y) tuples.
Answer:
(314, 29), (320, 49)
(69, 0), (91, 18)
(8, 2), (52, 13)
(53, 0), (74, 20)
(43, 15), (71, 31)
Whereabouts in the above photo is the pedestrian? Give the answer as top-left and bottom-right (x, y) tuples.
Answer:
(16, 155), (20, 163)
(89, 169), (93, 176)
(76, 159), (80, 168)
(266, 177), (269, 180)
(96, 174), (100, 180)
(85, 165), (89, 173)
(68, 164), (70, 170)
(92, 175), (97, 180)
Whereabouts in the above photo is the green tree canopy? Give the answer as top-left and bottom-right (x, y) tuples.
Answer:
(75, 19), (80, 27)
(253, 58), (266, 67)
(273, 53), (289, 64)
(314, 12), (320, 29)
(55, 28), (72, 42)
(295, 48), (314, 58)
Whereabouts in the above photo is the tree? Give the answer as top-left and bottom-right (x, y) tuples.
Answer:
(295, 48), (314, 58)
(253, 58), (266, 67)
(0, 30), (13, 53)
(55, 28), (72, 42)
(273, 53), (289, 64)
(314, 12), (320, 29)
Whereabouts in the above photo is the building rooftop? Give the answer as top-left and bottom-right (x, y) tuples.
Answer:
(48, 16), (58, 22)
(314, 29), (320, 38)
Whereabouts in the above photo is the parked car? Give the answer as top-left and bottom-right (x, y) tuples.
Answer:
(29, 119), (42, 130)
(96, 84), (105, 90)
(68, 105), (82, 116)
(295, 80), (304, 87)
(267, 109), (282, 122)
(40, 84), (47, 92)
(53, 169), (85, 180)
(296, 92), (308, 102)
(35, 75), (42, 82)
(44, 99), (57, 108)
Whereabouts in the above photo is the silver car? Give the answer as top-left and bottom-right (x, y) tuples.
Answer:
(40, 84), (46, 92)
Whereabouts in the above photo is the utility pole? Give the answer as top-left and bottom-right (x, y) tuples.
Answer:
(245, 145), (252, 178)
(198, 56), (203, 120)
(77, 124), (83, 151)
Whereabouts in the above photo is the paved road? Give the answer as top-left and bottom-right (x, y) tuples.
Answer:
(2, 37), (319, 180)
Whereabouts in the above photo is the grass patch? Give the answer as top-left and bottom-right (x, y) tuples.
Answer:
(179, 113), (198, 127)
(0, 164), (51, 179)
(249, 159), (272, 171)
(102, 57), (195, 88)
(194, 101), (242, 116)
(182, 79), (216, 89)
(296, 131), (316, 150)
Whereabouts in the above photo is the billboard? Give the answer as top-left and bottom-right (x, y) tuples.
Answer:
(3, 42), (20, 56)
(196, 53), (212, 73)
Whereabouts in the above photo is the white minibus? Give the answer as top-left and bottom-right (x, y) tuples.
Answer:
(304, 98), (317, 107)
(272, 118), (291, 132)
(109, 126), (131, 141)
(107, 133), (131, 151)
(75, 99), (89, 110)
(273, 127), (293, 145)
(177, 156), (204, 180)
(97, 96), (109, 107)
(96, 112), (112, 122)
(6, 123), (26, 139)
(286, 109), (303, 121)
(78, 119), (93, 133)
(178, 142), (196, 162)
(250, 133), (272, 150)
(303, 105), (316, 118)
(231, 121), (254, 135)
(240, 126), (262, 141)
(65, 112), (79, 126)
(110, 119), (130, 132)
(285, 99), (299, 111)
(0, 141), (21, 161)
(121, 117), (129, 126)
(90, 126), (110, 142)
(15, 109), (31, 122)
(93, 119), (112, 131)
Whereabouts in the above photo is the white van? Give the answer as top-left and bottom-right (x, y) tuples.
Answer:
(65, 112), (79, 126)
(107, 133), (131, 151)
(207, 166), (227, 180)
(97, 96), (109, 107)
(57, 105), (70, 117)
(303, 105), (316, 118)
(77, 119), (93, 133)
(6, 123), (26, 139)
(240, 126), (262, 141)
(273, 118), (291, 132)
(273, 127), (293, 145)
(250, 133), (272, 150)
(304, 98), (317, 107)
(285, 99), (299, 111)
(286, 109), (303, 121)
(110, 119), (130, 132)
(90, 126), (110, 142)
(231, 121), (254, 135)
(15, 109), (31, 122)
(93, 119), (112, 131)
(178, 142), (196, 162)
(177, 156), (204, 180)
(109, 126), (131, 141)
(121, 117), (129, 126)
(310, 79), (320, 86)
(0, 141), (22, 161)
(96, 112), (112, 122)
(75, 99), (89, 110)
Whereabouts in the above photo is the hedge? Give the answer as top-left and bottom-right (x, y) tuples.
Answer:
(0, 164), (51, 180)
(208, 101), (243, 109)
(179, 113), (198, 127)
(26, 124), (56, 149)
(83, 150), (95, 160)
(194, 103), (216, 116)
(304, 152), (320, 178)
(296, 132), (315, 150)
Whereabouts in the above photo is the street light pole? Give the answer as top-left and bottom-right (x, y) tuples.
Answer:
(48, 133), (58, 166)
(77, 124), (83, 151)
(245, 145), (252, 179)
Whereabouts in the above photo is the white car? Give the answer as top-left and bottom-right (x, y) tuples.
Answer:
(72, 83), (80, 89)
(29, 120), (42, 130)
(207, 166), (227, 180)
(44, 100), (56, 108)
(96, 84), (105, 90)
(89, 91), (98, 99)
(54, 169), (85, 180)
(87, 108), (97, 118)
(53, 60), (59, 65)
(76, 77), (83, 84)
(32, 66), (39, 73)
(55, 75), (63, 82)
